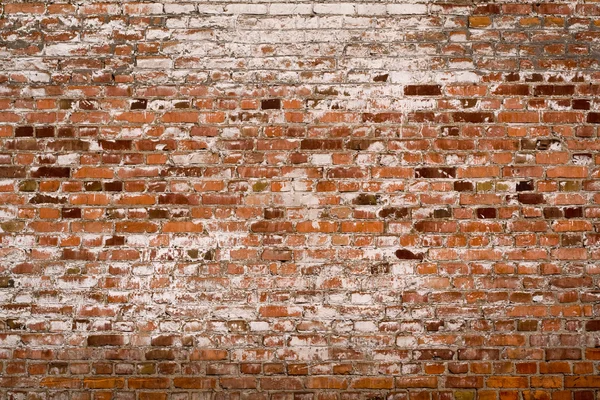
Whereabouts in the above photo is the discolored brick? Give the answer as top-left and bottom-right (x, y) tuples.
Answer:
(19, 180), (37, 192)
(29, 194), (68, 204)
(35, 126), (55, 138)
(476, 208), (496, 219)
(104, 181), (123, 191)
(452, 112), (494, 123)
(31, 167), (71, 178)
(534, 85), (574, 96)
(0, 277), (15, 288)
(573, 99), (590, 110)
(404, 85), (442, 96)
(516, 180), (534, 192)
(518, 193), (545, 204)
(261, 99), (281, 110)
(87, 335), (125, 346)
(352, 193), (379, 205)
(15, 126), (34, 137)
(84, 181), (103, 191)
(416, 167), (456, 179)
(58, 99), (75, 109)
(454, 181), (474, 192)
(131, 99), (148, 110)
(264, 208), (284, 219)
(395, 249), (424, 260)
(148, 209), (169, 219)
(61, 208), (81, 219)
(378, 207), (409, 219)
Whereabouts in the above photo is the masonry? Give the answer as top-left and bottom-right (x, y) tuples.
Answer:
(0, 0), (599, 398)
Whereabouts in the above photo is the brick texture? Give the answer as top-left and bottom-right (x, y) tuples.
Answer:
(0, 0), (599, 398)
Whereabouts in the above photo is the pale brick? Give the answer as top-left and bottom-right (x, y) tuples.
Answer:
(387, 3), (428, 15)
(314, 3), (356, 15)
(269, 3), (313, 15)
(225, 4), (268, 15)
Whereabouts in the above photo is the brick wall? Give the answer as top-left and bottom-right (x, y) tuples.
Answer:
(0, 0), (599, 398)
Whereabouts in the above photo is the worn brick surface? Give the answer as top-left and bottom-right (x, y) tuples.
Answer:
(0, 0), (599, 398)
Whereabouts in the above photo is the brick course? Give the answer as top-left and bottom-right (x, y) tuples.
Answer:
(0, 0), (599, 398)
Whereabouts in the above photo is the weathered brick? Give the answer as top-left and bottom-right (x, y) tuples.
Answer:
(416, 167), (456, 179)
(15, 126), (34, 137)
(350, 377), (393, 389)
(534, 85), (575, 96)
(395, 249), (424, 260)
(458, 348), (499, 360)
(220, 377), (257, 389)
(396, 376), (438, 388)
(565, 377), (600, 388)
(31, 167), (71, 178)
(261, 99), (281, 110)
(128, 377), (170, 389)
(40, 377), (82, 389)
(0, 166), (26, 178)
(83, 378), (125, 389)
(0, 2), (596, 398)
(453, 112), (494, 123)
(518, 193), (545, 205)
(516, 180), (534, 192)
(404, 85), (442, 96)
(476, 208), (497, 219)
(306, 376), (348, 389)
(454, 181), (474, 192)
(379, 207), (410, 219)
(585, 320), (600, 331)
(130, 99), (147, 110)
(0, 277), (15, 288)
(87, 335), (125, 347)
(546, 348), (582, 360)
(469, 16), (492, 28)
(487, 377), (529, 388)
(493, 84), (530, 96)
(445, 376), (484, 388)
(173, 377), (216, 389)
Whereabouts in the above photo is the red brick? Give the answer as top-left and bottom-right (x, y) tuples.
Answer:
(306, 376), (349, 389)
(190, 349), (228, 361)
(565, 377), (600, 388)
(445, 377), (484, 388)
(172, 378), (216, 389)
(128, 378), (170, 389)
(162, 221), (204, 232)
(498, 112), (539, 123)
(396, 376), (438, 388)
(259, 306), (302, 318)
(83, 378), (125, 389)
(162, 111), (199, 123)
(547, 166), (588, 178)
(486, 377), (529, 388)
(139, 394), (167, 400)
(260, 377), (304, 390)
(350, 377), (394, 389)
(214, 376), (254, 389)
(40, 377), (82, 389)
(340, 221), (384, 233)
(87, 335), (125, 347)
